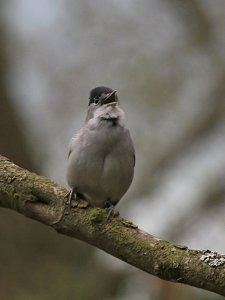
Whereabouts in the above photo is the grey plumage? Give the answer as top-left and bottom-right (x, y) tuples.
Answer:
(66, 87), (135, 211)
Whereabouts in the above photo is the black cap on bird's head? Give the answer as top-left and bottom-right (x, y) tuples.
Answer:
(89, 86), (118, 106)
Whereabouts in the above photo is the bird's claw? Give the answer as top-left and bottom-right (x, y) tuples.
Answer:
(65, 188), (77, 208)
(106, 204), (115, 219)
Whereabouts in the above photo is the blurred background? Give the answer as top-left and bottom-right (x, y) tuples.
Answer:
(0, 0), (225, 299)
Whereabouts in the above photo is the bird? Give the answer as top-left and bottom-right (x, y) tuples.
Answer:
(66, 86), (135, 217)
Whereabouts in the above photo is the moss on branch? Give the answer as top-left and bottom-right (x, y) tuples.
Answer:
(0, 154), (225, 296)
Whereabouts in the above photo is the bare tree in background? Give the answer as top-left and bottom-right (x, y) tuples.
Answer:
(1, 0), (225, 299)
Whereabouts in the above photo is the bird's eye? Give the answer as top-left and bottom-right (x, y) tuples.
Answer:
(94, 97), (99, 104)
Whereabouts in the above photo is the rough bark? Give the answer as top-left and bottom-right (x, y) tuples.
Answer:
(0, 154), (225, 296)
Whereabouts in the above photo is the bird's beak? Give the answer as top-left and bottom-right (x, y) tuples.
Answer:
(102, 90), (117, 105)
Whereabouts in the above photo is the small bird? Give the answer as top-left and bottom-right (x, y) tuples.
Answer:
(66, 86), (135, 216)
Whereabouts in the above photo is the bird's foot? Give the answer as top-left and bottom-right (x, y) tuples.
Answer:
(65, 188), (77, 208)
(105, 199), (119, 219)
(106, 204), (115, 219)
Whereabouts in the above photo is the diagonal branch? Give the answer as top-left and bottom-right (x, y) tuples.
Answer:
(0, 154), (225, 296)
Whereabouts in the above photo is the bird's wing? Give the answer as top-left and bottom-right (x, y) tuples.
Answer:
(127, 129), (135, 167)
(67, 133), (79, 159)
(133, 153), (136, 167)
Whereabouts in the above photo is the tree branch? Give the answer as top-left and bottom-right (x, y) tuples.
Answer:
(0, 154), (224, 296)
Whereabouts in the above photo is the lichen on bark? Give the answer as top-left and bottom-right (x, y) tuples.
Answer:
(0, 154), (225, 296)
